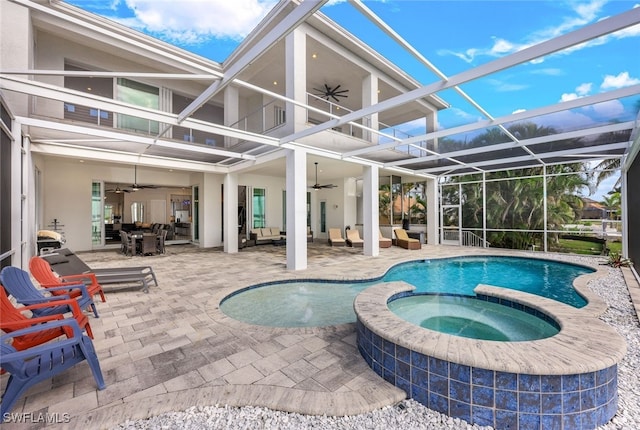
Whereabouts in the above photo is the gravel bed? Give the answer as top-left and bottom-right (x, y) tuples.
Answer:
(112, 255), (639, 430)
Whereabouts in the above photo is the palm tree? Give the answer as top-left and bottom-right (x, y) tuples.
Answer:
(601, 191), (621, 220)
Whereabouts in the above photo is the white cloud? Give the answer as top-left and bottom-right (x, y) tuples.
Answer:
(512, 108), (526, 114)
(559, 82), (593, 102)
(561, 93), (580, 102)
(576, 82), (593, 96)
(530, 68), (565, 76)
(600, 71), (640, 89)
(583, 99), (626, 117)
(113, 0), (278, 43)
(441, 0), (639, 64)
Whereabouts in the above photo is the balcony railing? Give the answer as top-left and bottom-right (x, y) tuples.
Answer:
(62, 95), (429, 153)
(62, 102), (224, 147)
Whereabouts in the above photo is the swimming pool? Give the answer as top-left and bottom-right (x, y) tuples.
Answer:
(220, 256), (592, 327)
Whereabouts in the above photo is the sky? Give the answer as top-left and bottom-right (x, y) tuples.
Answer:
(65, 0), (639, 200)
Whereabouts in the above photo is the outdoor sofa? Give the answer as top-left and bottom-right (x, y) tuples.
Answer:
(250, 227), (284, 245)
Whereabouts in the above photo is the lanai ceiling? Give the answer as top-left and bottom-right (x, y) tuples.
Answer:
(2, 0), (639, 181)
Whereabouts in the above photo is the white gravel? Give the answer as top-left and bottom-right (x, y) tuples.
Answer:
(112, 255), (640, 430)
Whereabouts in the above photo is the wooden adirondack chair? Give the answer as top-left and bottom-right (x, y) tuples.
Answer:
(0, 266), (100, 318)
(0, 319), (105, 415)
(0, 286), (93, 351)
(29, 256), (106, 303)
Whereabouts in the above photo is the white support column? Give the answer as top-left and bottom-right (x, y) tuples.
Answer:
(224, 85), (239, 148)
(285, 29), (307, 134)
(426, 177), (438, 245)
(223, 173), (238, 253)
(543, 165), (548, 253)
(363, 165), (379, 256)
(286, 149), (307, 270)
(425, 112), (437, 152)
(362, 74), (378, 143)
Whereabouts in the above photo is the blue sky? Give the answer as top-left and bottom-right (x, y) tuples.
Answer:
(66, 0), (638, 199)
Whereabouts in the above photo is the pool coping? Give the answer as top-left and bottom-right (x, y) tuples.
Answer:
(354, 281), (627, 375)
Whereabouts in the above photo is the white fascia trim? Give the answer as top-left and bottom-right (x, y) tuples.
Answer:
(419, 142), (630, 175)
(18, 116), (256, 161)
(344, 84), (640, 158)
(29, 142), (229, 173)
(1, 71), (220, 80)
(283, 7), (640, 145)
(386, 121), (636, 167)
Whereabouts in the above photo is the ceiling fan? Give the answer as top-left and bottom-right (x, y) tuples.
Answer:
(105, 185), (130, 194)
(309, 162), (337, 190)
(313, 83), (349, 103)
(129, 165), (157, 191)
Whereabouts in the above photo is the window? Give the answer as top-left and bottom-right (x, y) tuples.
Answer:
(64, 64), (113, 126)
(116, 78), (159, 134)
(274, 105), (286, 127)
(91, 182), (102, 245)
(320, 201), (327, 233)
(253, 188), (266, 228)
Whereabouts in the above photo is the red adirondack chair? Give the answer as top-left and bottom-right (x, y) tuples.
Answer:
(0, 286), (94, 351)
(29, 256), (106, 303)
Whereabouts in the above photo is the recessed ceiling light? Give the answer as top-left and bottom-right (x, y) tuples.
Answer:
(87, 87), (92, 91)
(79, 160), (84, 163)
(273, 81), (278, 85)
(312, 53), (317, 59)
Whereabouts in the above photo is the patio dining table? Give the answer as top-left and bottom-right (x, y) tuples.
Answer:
(129, 231), (158, 255)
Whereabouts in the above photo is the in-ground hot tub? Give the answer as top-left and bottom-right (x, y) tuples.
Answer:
(355, 282), (626, 429)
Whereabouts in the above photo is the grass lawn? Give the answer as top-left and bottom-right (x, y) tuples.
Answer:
(553, 238), (605, 255)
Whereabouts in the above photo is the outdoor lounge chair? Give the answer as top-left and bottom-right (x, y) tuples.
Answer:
(0, 266), (99, 318)
(394, 228), (421, 250)
(29, 256), (106, 304)
(328, 228), (346, 246)
(379, 229), (392, 248)
(0, 319), (105, 415)
(346, 229), (364, 248)
(0, 286), (94, 351)
(41, 248), (158, 293)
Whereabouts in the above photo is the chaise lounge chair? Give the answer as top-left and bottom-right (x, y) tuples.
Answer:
(346, 229), (364, 248)
(42, 248), (158, 293)
(0, 319), (105, 415)
(328, 228), (346, 247)
(379, 229), (392, 248)
(394, 228), (421, 250)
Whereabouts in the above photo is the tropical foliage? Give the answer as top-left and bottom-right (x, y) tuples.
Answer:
(440, 122), (589, 250)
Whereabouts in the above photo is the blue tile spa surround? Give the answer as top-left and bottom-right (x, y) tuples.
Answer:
(354, 282), (626, 430)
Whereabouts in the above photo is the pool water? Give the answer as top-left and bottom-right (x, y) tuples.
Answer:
(387, 294), (559, 341)
(220, 256), (593, 327)
(383, 256), (589, 307)
(221, 281), (375, 327)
